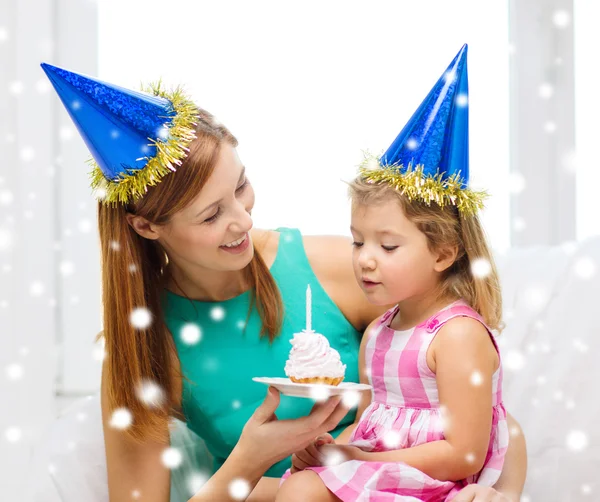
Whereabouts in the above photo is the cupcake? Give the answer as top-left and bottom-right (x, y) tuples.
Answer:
(284, 330), (346, 385)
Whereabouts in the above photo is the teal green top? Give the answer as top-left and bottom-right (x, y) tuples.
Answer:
(164, 227), (361, 477)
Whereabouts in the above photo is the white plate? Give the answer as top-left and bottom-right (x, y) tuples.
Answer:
(252, 377), (372, 399)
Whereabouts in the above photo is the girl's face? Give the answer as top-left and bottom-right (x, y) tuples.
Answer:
(157, 143), (256, 272)
(350, 199), (444, 306)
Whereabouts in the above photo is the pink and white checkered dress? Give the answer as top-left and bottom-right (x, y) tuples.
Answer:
(284, 300), (508, 501)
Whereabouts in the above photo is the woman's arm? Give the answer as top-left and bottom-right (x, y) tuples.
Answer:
(492, 413), (527, 501)
(101, 365), (172, 502)
(191, 388), (350, 502)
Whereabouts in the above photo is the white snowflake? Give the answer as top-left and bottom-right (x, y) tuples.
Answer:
(232, 400), (242, 410)
(5, 363), (24, 381)
(228, 478), (251, 500)
(181, 323), (202, 345)
(544, 121), (557, 134)
(566, 399), (576, 410)
(2, 264), (12, 273)
(470, 371), (484, 386)
(236, 320), (245, 330)
(553, 391), (564, 401)
(455, 93), (468, 107)
(71, 100), (81, 110)
(573, 257), (596, 280)
(136, 380), (165, 408)
(443, 69), (457, 84)
(60, 261), (75, 276)
(128, 263), (138, 274)
(509, 425), (521, 437)
(35, 79), (51, 94)
(504, 350), (526, 371)
(573, 339), (589, 353)
(341, 390), (361, 408)
(471, 258), (492, 279)
(5, 427), (22, 443)
(110, 240), (121, 251)
(0, 27), (8, 42)
(581, 484), (592, 495)
(48, 463), (57, 475)
(30, 281), (45, 297)
(522, 285), (549, 311)
(9, 81), (24, 95)
(131, 490), (141, 499)
(78, 219), (92, 233)
(309, 385), (331, 402)
(18, 346), (29, 356)
(24, 210), (34, 220)
(536, 375), (547, 386)
(64, 228), (72, 237)
(538, 83), (554, 99)
(161, 447), (183, 469)
(383, 430), (402, 449)
(553, 9), (571, 28)
(566, 430), (588, 451)
(562, 151), (578, 174)
(323, 449), (347, 467)
(0, 227), (12, 250)
(59, 126), (74, 141)
(70, 296), (80, 305)
(20, 146), (35, 162)
(210, 306), (225, 321)
(0, 190), (14, 205)
(109, 408), (132, 430)
(157, 126), (170, 140)
(130, 307), (152, 329)
(76, 412), (87, 422)
(0, 300), (8, 309)
(465, 453), (476, 464)
(405, 138), (419, 150)
(188, 472), (209, 494)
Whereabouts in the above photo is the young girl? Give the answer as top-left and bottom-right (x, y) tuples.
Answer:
(277, 45), (509, 501)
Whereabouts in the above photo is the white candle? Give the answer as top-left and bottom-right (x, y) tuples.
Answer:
(306, 285), (312, 332)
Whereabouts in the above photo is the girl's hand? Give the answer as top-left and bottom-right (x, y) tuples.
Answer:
(237, 387), (349, 471)
(453, 484), (515, 502)
(290, 433), (335, 473)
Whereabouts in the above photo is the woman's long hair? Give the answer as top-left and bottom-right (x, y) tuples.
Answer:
(348, 177), (502, 331)
(98, 109), (283, 442)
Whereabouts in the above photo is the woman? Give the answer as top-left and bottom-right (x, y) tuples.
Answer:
(41, 63), (526, 501)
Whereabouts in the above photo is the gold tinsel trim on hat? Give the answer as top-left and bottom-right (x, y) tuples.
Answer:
(89, 82), (198, 205)
(358, 153), (487, 216)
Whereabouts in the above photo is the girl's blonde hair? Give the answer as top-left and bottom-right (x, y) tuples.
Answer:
(98, 108), (283, 443)
(348, 177), (502, 331)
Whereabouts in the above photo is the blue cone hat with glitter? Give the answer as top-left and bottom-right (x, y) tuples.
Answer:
(359, 44), (486, 214)
(41, 63), (198, 204)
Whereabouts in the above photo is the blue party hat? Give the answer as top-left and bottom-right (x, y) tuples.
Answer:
(359, 44), (486, 214)
(41, 63), (198, 204)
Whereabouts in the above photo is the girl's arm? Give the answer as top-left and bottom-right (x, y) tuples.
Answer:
(329, 316), (499, 482)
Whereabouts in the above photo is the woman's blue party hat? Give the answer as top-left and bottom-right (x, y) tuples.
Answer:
(41, 63), (198, 204)
(359, 44), (486, 215)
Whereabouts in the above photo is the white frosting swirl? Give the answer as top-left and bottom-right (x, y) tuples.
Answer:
(284, 330), (346, 379)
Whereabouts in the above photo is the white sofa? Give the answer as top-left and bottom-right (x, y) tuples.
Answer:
(25, 237), (600, 501)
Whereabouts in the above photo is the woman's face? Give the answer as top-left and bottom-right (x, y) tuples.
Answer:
(157, 143), (256, 273)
